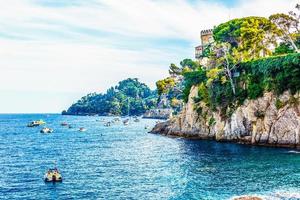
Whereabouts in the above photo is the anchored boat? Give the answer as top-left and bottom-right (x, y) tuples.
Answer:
(79, 127), (87, 132)
(104, 122), (111, 127)
(123, 119), (129, 125)
(61, 122), (68, 126)
(44, 168), (62, 182)
(40, 127), (53, 134)
(27, 120), (46, 127)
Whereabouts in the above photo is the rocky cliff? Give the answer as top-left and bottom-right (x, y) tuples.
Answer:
(143, 108), (173, 119)
(151, 86), (300, 148)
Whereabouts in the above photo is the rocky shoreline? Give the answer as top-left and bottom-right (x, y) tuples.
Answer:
(142, 108), (173, 120)
(151, 86), (300, 149)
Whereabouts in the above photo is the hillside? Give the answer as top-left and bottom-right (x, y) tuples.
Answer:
(63, 78), (158, 116)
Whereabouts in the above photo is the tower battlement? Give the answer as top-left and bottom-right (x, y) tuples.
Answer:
(200, 29), (213, 36)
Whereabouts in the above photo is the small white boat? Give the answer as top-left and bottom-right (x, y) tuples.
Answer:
(134, 118), (140, 122)
(104, 122), (111, 127)
(114, 117), (120, 122)
(44, 168), (62, 182)
(79, 127), (87, 132)
(123, 119), (129, 125)
(40, 127), (53, 134)
(144, 125), (149, 129)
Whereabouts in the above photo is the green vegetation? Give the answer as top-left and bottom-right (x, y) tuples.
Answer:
(182, 70), (206, 102)
(213, 16), (279, 61)
(156, 77), (176, 95)
(275, 99), (284, 110)
(240, 53), (300, 96)
(155, 59), (200, 112)
(269, 13), (300, 53)
(63, 78), (158, 116)
(183, 53), (300, 116)
(180, 6), (300, 118)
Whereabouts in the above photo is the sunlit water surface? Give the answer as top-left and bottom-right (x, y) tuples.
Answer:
(0, 114), (300, 200)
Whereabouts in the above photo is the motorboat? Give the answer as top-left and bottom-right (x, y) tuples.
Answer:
(61, 122), (68, 126)
(44, 168), (62, 182)
(79, 127), (87, 132)
(104, 122), (111, 127)
(27, 120), (46, 127)
(134, 118), (140, 122)
(113, 117), (120, 122)
(40, 127), (53, 134)
(123, 119), (129, 125)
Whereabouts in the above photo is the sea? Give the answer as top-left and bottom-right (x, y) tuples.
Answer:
(0, 114), (300, 200)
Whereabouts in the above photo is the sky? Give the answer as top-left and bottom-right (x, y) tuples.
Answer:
(0, 0), (298, 113)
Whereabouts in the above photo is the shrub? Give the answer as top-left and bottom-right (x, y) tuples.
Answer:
(275, 99), (284, 110)
(209, 117), (216, 126)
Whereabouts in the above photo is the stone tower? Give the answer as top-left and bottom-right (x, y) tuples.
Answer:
(195, 29), (213, 60)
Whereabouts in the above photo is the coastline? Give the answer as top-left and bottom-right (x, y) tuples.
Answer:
(150, 89), (300, 149)
(150, 128), (300, 149)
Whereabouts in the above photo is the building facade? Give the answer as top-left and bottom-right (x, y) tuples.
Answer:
(195, 29), (214, 60)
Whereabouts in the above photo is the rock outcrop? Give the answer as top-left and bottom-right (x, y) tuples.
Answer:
(143, 108), (173, 119)
(151, 86), (300, 148)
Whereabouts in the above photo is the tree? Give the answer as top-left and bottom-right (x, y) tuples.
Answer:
(212, 43), (242, 95)
(168, 63), (181, 76)
(269, 13), (300, 53)
(156, 77), (175, 95)
(212, 17), (281, 95)
(213, 16), (279, 61)
(180, 59), (200, 71)
(274, 42), (295, 55)
(288, 3), (300, 32)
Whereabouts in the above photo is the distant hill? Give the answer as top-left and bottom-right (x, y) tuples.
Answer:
(62, 78), (158, 116)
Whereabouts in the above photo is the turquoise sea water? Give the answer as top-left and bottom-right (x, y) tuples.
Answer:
(0, 114), (300, 200)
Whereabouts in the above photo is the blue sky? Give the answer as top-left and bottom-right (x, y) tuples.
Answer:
(0, 0), (297, 113)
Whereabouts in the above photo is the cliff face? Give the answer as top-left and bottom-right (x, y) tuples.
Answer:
(151, 86), (300, 148)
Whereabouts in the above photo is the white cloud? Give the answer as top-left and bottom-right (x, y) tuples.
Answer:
(0, 0), (298, 112)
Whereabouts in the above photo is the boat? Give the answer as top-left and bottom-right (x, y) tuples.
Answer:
(113, 117), (120, 122)
(79, 127), (87, 132)
(40, 127), (53, 134)
(61, 122), (68, 126)
(68, 125), (73, 129)
(144, 125), (149, 129)
(104, 122), (111, 127)
(27, 120), (46, 127)
(44, 168), (62, 182)
(123, 119), (129, 125)
(134, 118), (140, 122)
